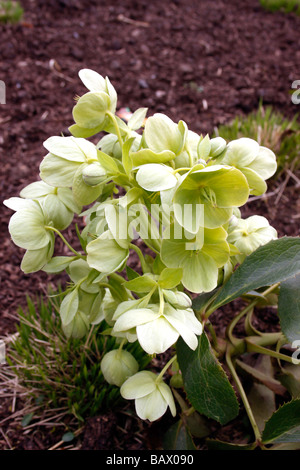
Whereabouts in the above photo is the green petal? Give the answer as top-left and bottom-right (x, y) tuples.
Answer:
(144, 113), (184, 155)
(43, 136), (92, 162)
(8, 202), (50, 250)
(57, 188), (82, 214)
(69, 123), (104, 138)
(60, 288), (79, 326)
(86, 232), (129, 273)
(202, 227), (230, 267)
(130, 148), (175, 167)
(190, 165), (250, 207)
(241, 167), (267, 196)
(135, 390), (168, 421)
(157, 382), (176, 417)
(222, 137), (259, 167)
(78, 69), (106, 92)
(247, 146), (277, 180)
(203, 204), (232, 229)
(137, 316), (179, 354)
(136, 164), (178, 191)
(181, 252), (219, 293)
(20, 181), (55, 199)
(113, 307), (160, 331)
(120, 371), (157, 399)
(173, 186), (204, 234)
(62, 311), (89, 339)
(21, 239), (54, 274)
(73, 91), (110, 129)
(42, 194), (74, 230)
(40, 153), (82, 187)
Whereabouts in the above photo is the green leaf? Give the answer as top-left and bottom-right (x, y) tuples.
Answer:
(42, 256), (77, 273)
(278, 273), (300, 343)
(123, 274), (157, 293)
(210, 237), (300, 312)
(262, 400), (300, 444)
(162, 419), (197, 451)
(60, 288), (79, 326)
(158, 268), (183, 289)
(177, 332), (239, 424)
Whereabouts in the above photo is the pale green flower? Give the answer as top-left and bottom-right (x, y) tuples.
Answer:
(215, 137), (277, 195)
(69, 69), (118, 137)
(40, 136), (107, 206)
(20, 181), (81, 230)
(227, 215), (278, 264)
(173, 164), (249, 233)
(161, 223), (230, 293)
(120, 370), (176, 421)
(101, 349), (139, 387)
(112, 303), (202, 354)
(4, 198), (55, 273)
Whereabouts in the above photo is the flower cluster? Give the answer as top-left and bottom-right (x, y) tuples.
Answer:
(4, 69), (278, 422)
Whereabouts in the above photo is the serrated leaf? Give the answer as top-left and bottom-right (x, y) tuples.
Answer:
(262, 399), (300, 444)
(177, 332), (239, 425)
(278, 273), (300, 343)
(210, 237), (300, 312)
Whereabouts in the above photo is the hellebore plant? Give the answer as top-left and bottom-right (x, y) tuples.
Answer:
(4, 69), (300, 450)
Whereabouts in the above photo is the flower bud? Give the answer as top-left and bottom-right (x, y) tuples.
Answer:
(101, 349), (139, 387)
(82, 162), (107, 186)
(210, 137), (226, 158)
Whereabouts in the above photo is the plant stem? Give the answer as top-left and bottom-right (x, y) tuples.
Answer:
(45, 226), (85, 258)
(129, 243), (149, 273)
(226, 282), (280, 347)
(156, 355), (177, 382)
(106, 110), (123, 148)
(226, 345), (262, 444)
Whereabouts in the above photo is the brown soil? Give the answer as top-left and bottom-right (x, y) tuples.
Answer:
(0, 0), (300, 451)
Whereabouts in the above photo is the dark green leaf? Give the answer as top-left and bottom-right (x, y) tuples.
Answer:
(163, 419), (197, 450)
(206, 439), (256, 450)
(177, 332), (239, 425)
(278, 273), (300, 343)
(210, 237), (300, 312)
(262, 399), (300, 443)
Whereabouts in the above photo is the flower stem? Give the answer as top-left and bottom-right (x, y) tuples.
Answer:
(45, 226), (85, 258)
(129, 243), (149, 273)
(106, 110), (123, 148)
(226, 345), (262, 444)
(156, 355), (177, 382)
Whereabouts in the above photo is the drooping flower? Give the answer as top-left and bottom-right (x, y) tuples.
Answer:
(4, 198), (55, 273)
(120, 370), (176, 422)
(112, 302), (202, 354)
